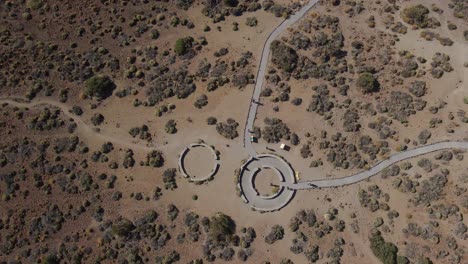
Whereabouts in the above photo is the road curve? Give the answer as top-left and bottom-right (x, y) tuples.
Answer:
(244, 0), (320, 157)
(290, 141), (468, 189)
(0, 97), (162, 152)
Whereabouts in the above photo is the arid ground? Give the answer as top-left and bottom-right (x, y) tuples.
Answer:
(0, 0), (467, 264)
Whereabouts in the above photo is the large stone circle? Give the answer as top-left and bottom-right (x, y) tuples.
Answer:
(238, 154), (296, 212)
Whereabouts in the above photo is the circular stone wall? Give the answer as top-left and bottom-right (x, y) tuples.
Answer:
(238, 154), (296, 212)
(178, 143), (219, 182)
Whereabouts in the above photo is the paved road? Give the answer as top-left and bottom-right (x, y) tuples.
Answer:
(0, 97), (162, 152)
(290, 141), (468, 189)
(244, 0), (320, 157)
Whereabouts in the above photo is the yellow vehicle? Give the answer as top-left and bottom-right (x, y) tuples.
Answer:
(295, 172), (301, 181)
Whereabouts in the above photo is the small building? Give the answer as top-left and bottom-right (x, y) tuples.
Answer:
(280, 143), (290, 151)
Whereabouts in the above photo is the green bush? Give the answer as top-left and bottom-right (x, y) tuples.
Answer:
(145, 150), (164, 167)
(356, 72), (379, 93)
(370, 234), (400, 264)
(41, 254), (59, 264)
(223, 0), (238, 7)
(271, 40), (298, 73)
(401, 5), (430, 27)
(27, 0), (43, 10)
(174, 37), (193, 56)
(111, 218), (135, 237)
(209, 213), (235, 240)
(165, 119), (177, 134)
(84, 75), (115, 99)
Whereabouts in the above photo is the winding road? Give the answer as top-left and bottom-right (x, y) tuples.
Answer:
(239, 0), (468, 211)
(290, 141), (468, 189)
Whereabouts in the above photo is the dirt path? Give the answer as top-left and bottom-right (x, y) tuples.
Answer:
(0, 97), (164, 152)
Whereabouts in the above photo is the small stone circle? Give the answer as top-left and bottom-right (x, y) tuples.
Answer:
(178, 142), (219, 182)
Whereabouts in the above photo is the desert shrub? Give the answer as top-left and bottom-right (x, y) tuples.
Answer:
(418, 129), (431, 144)
(291, 98), (302, 105)
(261, 87), (273, 97)
(167, 204), (179, 221)
(343, 110), (360, 132)
(304, 245), (320, 263)
(413, 173), (447, 205)
(91, 113), (104, 126)
(194, 94), (208, 109)
(84, 75), (115, 100)
(146, 68), (196, 105)
(163, 168), (177, 190)
(232, 74), (250, 87)
(165, 119), (177, 134)
(41, 254), (59, 264)
(223, 0), (238, 7)
(71, 106), (83, 116)
(265, 225), (284, 244)
(27, 0), (43, 10)
(307, 84), (334, 116)
(123, 149), (135, 168)
(216, 118), (239, 139)
(408, 81), (427, 97)
(111, 218), (135, 238)
(207, 116), (217, 125)
(128, 125), (152, 141)
(290, 133), (300, 145)
(174, 37), (193, 56)
(28, 109), (64, 130)
(401, 5), (431, 28)
(176, 0), (193, 10)
(370, 233), (399, 264)
(214, 47), (229, 57)
(262, 118), (290, 143)
(271, 40), (298, 73)
(246, 17), (258, 27)
(145, 150), (164, 167)
(300, 144), (311, 158)
(356, 72), (379, 93)
(155, 251), (180, 264)
(209, 213), (236, 241)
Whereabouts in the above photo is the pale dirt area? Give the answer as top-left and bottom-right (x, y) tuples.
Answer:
(254, 168), (281, 195)
(183, 145), (216, 179)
